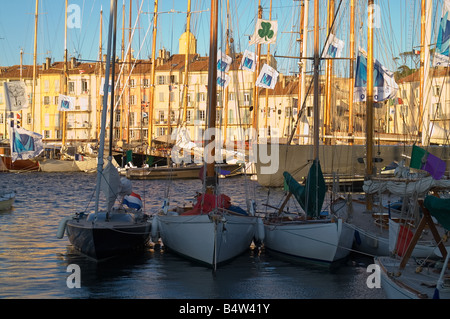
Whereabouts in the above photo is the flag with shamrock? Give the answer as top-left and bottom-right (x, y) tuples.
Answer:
(249, 19), (278, 45)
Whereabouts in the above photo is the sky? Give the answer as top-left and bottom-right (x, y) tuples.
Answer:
(0, 0), (443, 75)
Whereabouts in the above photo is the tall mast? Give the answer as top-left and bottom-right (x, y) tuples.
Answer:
(223, 0), (230, 143)
(323, 0), (335, 144)
(148, 0), (158, 150)
(126, 0), (132, 144)
(182, 0), (192, 123)
(348, 0), (355, 144)
(365, 0), (375, 211)
(97, 6), (103, 140)
(252, 2), (262, 133)
(205, 0), (218, 194)
(109, 0), (118, 157)
(31, 0), (39, 132)
(62, 0), (68, 146)
(120, 0), (125, 141)
(263, 0), (273, 134)
(418, 0), (426, 139)
(313, 0), (319, 161)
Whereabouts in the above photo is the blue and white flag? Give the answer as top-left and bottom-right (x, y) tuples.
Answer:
(240, 50), (257, 72)
(433, 0), (450, 67)
(322, 33), (345, 58)
(217, 50), (232, 73)
(57, 94), (75, 111)
(10, 126), (44, 162)
(256, 64), (279, 90)
(354, 49), (398, 102)
(217, 74), (231, 88)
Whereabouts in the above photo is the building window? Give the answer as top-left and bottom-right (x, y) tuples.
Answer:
(130, 79), (135, 88)
(0, 113), (3, 124)
(44, 130), (51, 139)
(170, 75), (176, 84)
(130, 95), (136, 105)
(68, 81), (75, 94)
(157, 76), (166, 85)
(198, 110), (205, 121)
(186, 110), (191, 123)
(434, 86), (441, 96)
(143, 79), (149, 88)
(159, 111), (165, 123)
(244, 92), (251, 104)
(43, 96), (50, 105)
(81, 79), (88, 93)
(229, 92), (235, 101)
(130, 112), (135, 126)
(285, 107), (292, 118)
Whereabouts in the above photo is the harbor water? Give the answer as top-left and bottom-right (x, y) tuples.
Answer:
(0, 171), (386, 301)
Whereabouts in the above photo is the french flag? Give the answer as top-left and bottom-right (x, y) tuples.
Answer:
(123, 192), (143, 210)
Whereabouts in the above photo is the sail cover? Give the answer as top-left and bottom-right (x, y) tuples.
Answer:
(283, 161), (326, 218)
(424, 195), (450, 231)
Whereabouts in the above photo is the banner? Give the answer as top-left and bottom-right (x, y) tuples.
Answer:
(58, 94), (75, 111)
(256, 64), (279, 90)
(3, 81), (28, 111)
(9, 126), (44, 162)
(354, 49), (399, 102)
(322, 33), (345, 58)
(249, 19), (278, 45)
(217, 74), (231, 88)
(217, 50), (232, 73)
(410, 145), (446, 180)
(240, 50), (257, 72)
(433, 0), (450, 66)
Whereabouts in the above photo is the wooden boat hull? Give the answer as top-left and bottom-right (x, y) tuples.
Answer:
(123, 163), (242, 180)
(156, 213), (257, 268)
(375, 256), (450, 299)
(65, 212), (151, 261)
(0, 156), (39, 172)
(263, 218), (354, 265)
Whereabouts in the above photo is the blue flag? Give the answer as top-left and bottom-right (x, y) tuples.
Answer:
(433, 0), (450, 66)
(354, 49), (398, 102)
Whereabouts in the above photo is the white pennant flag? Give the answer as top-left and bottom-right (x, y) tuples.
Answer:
(322, 33), (345, 58)
(58, 94), (75, 111)
(256, 64), (279, 90)
(240, 50), (257, 72)
(249, 19), (278, 45)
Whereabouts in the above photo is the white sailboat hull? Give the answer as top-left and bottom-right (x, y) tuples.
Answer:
(263, 218), (354, 264)
(156, 213), (257, 268)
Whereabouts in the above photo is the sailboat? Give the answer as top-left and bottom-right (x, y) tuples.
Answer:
(57, 0), (151, 261)
(0, 189), (15, 211)
(375, 195), (450, 299)
(154, 0), (258, 270)
(262, 0), (354, 266)
(331, 0), (450, 259)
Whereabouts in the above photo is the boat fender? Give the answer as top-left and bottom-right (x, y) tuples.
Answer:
(151, 215), (159, 243)
(56, 216), (72, 239)
(255, 217), (265, 244)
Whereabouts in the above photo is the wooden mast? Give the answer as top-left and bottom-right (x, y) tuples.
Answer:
(31, 0), (39, 132)
(263, 0), (273, 135)
(62, 0), (68, 146)
(97, 6), (103, 140)
(366, 0), (375, 211)
(418, 0), (426, 139)
(223, 0), (230, 143)
(182, 0), (192, 124)
(348, 0), (355, 144)
(323, 0), (335, 145)
(120, 0), (125, 141)
(251, 2), (262, 133)
(148, 0), (158, 151)
(205, 0), (218, 194)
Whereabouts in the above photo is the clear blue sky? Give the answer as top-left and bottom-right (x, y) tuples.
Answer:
(0, 0), (442, 74)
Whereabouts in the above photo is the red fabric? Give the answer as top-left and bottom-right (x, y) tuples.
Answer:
(395, 225), (414, 257)
(181, 193), (231, 215)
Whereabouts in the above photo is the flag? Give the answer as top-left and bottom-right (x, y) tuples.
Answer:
(249, 19), (278, 45)
(217, 50), (232, 73)
(58, 94), (75, 111)
(217, 74), (231, 88)
(410, 145), (446, 180)
(3, 81), (28, 111)
(9, 126), (44, 162)
(123, 192), (143, 210)
(256, 64), (279, 89)
(240, 50), (257, 72)
(433, 0), (450, 66)
(322, 33), (345, 58)
(354, 49), (399, 102)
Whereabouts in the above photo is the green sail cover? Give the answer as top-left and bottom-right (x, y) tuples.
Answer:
(283, 161), (326, 218)
(424, 195), (450, 231)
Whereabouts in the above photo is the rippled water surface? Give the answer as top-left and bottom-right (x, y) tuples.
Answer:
(0, 171), (386, 299)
